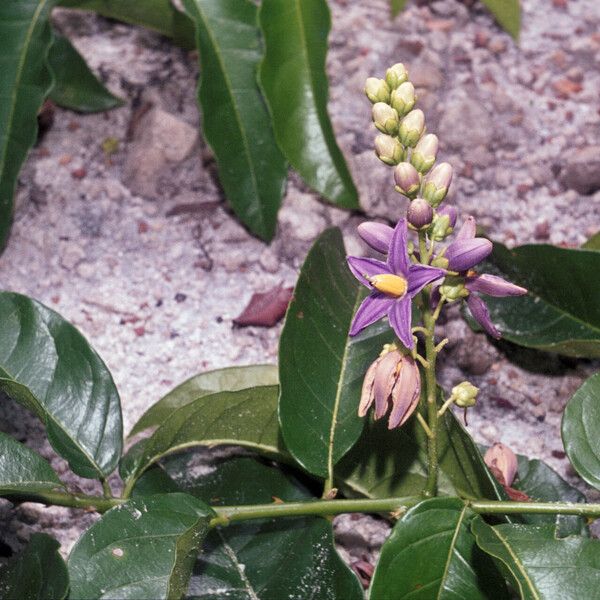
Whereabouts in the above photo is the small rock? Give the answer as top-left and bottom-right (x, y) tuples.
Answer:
(454, 332), (498, 376)
(552, 78), (583, 98)
(438, 94), (494, 150)
(60, 243), (86, 270)
(410, 59), (444, 90)
(560, 146), (600, 194)
(534, 221), (550, 240)
(123, 108), (198, 198)
(259, 248), (280, 273)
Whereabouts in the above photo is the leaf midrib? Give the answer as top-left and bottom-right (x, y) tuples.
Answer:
(0, 0), (51, 182)
(191, 0), (267, 234)
(437, 506), (468, 600)
(326, 284), (364, 482)
(487, 526), (539, 600)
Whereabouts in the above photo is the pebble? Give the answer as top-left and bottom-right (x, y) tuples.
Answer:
(560, 146), (600, 194)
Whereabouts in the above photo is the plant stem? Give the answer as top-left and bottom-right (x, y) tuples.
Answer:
(422, 304), (439, 497)
(101, 477), (113, 499)
(209, 497), (600, 528)
(6, 490), (122, 513)
(418, 230), (440, 498)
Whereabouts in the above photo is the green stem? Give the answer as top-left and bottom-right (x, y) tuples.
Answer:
(209, 498), (600, 528)
(418, 230), (441, 498)
(101, 477), (113, 499)
(6, 490), (123, 513)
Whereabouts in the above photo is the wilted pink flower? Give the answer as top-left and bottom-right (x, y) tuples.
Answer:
(484, 442), (518, 487)
(359, 347), (421, 428)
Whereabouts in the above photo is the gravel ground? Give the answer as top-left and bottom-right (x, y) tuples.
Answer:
(1, 0), (599, 573)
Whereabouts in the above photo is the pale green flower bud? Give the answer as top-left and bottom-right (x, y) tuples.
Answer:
(407, 197), (433, 229)
(394, 162), (420, 198)
(398, 109), (425, 147)
(374, 134), (405, 165)
(451, 381), (479, 408)
(390, 82), (416, 117)
(372, 103), (400, 136)
(429, 215), (452, 241)
(439, 276), (468, 301)
(423, 162), (453, 207)
(385, 63), (409, 89)
(411, 134), (439, 174)
(431, 255), (449, 269)
(365, 77), (391, 104)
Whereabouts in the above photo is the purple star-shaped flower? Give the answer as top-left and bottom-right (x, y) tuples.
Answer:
(347, 219), (445, 348)
(439, 216), (527, 338)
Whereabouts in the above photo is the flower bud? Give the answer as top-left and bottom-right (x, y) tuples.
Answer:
(390, 82), (416, 117)
(439, 276), (468, 301)
(394, 162), (420, 198)
(451, 381), (479, 408)
(398, 109), (425, 147)
(437, 205), (458, 229)
(374, 134), (404, 165)
(357, 221), (393, 253)
(365, 77), (391, 104)
(423, 162), (453, 207)
(359, 347), (421, 429)
(372, 103), (400, 136)
(429, 205), (457, 241)
(407, 197), (433, 229)
(411, 133), (439, 173)
(385, 63), (409, 89)
(484, 443), (518, 487)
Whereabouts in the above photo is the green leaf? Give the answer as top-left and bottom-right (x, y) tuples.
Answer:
(370, 497), (507, 599)
(480, 0), (521, 40)
(436, 406), (506, 501)
(0, 292), (123, 479)
(136, 456), (363, 600)
(472, 519), (600, 599)
(480, 243), (600, 358)
(129, 364), (278, 437)
(0, 533), (69, 600)
(181, 0), (288, 242)
(123, 386), (285, 485)
(583, 231), (600, 250)
(0, 0), (57, 251)
(390, 0), (409, 17)
(258, 0), (359, 209)
(562, 372), (600, 491)
(47, 34), (123, 113)
(513, 454), (587, 537)
(279, 228), (392, 478)
(68, 493), (214, 599)
(58, 0), (196, 48)
(0, 432), (64, 496)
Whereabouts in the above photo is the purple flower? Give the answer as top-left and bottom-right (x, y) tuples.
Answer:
(347, 220), (445, 348)
(357, 221), (393, 254)
(465, 274), (527, 338)
(443, 216), (492, 272)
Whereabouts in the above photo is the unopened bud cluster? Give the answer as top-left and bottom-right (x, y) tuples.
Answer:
(365, 64), (455, 235)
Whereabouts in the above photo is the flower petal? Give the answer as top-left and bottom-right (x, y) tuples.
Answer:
(407, 265), (446, 297)
(445, 238), (492, 272)
(372, 351), (400, 419)
(347, 256), (390, 287)
(357, 221), (394, 254)
(455, 215), (476, 241)
(467, 294), (500, 338)
(387, 219), (410, 276)
(388, 358), (421, 428)
(358, 359), (378, 417)
(388, 296), (413, 348)
(349, 293), (394, 336)
(466, 274), (527, 297)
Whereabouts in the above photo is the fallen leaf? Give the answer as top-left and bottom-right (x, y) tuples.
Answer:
(233, 284), (293, 327)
